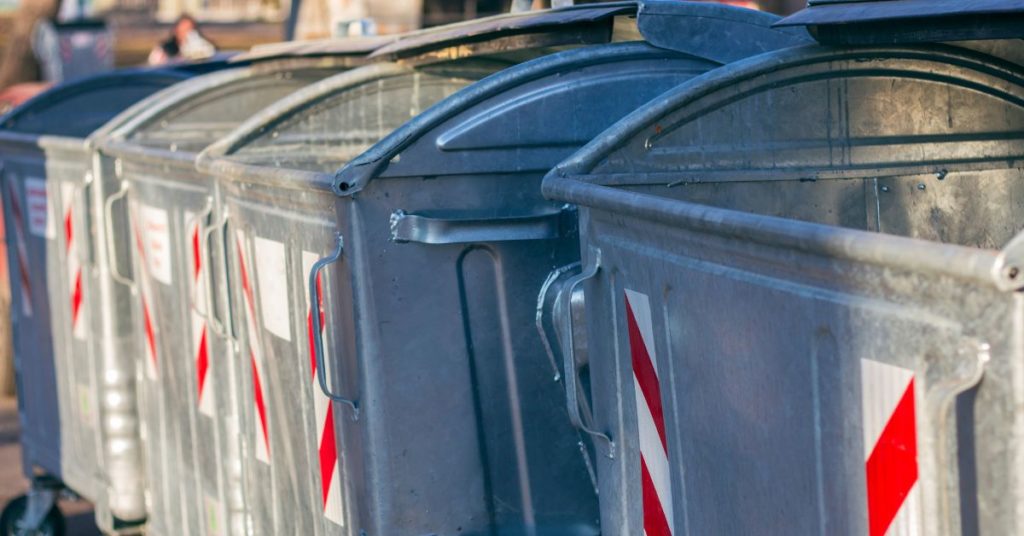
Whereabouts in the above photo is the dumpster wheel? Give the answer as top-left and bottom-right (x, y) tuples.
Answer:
(0, 495), (65, 536)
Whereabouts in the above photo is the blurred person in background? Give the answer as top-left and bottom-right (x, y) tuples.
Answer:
(148, 14), (216, 65)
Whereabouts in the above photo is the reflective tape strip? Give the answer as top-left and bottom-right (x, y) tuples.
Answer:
(625, 289), (674, 536)
(862, 358), (920, 536)
(237, 231), (270, 463)
(61, 182), (84, 339)
(191, 218), (213, 417)
(303, 251), (343, 525)
(131, 209), (158, 379)
(6, 181), (33, 317)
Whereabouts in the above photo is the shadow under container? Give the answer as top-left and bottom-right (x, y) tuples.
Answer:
(0, 68), (192, 533)
(543, 34), (1024, 536)
(200, 1), (809, 534)
(90, 38), (389, 536)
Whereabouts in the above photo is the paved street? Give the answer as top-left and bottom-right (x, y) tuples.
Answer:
(0, 397), (101, 535)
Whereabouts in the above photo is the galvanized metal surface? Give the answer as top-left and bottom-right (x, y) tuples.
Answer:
(93, 63), (359, 536)
(543, 43), (1024, 535)
(0, 70), (191, 532)
(197, 60), (490, 535)
(250, 6), (794, 532)
(327, 41), (716, 536)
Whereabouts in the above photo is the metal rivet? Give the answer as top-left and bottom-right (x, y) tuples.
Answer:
(880, 185), (890, 193)
(917, 183), (926, 191)
(643, 138), (653, 150)
(936, 169), (948, 181)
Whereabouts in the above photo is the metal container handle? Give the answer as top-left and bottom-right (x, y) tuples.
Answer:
(558, 249), (614, 458)
(390, 207), (571, 245)
(201, 210), (229, 338)
(103, 182), (135, 288)
(308, 233), (358, 415)
(187, 200), (214, 319)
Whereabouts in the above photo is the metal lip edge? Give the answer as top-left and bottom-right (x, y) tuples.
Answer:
(0, 130), (44, 148)
(90, 67), (254, 145)
(201, 62), (412, 161)
(542, 174), (1006, 291)
(554, 43), (1024, 177)
(367, 2), (635, 59)
(97, 139), (201, 168)
(196, 154), (335, 193)
(335, 41), (678, 195)
(232, 34), (397, 63)
(776, 0), (1024, 27)
(36, 134), (89, 152)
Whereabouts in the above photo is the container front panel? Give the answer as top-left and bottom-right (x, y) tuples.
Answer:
(0, 151), (62, 478)
(350, 173), (598, 536)
(579, 202), (1020, 536)
(41, 148), (107, 503)
(225, 183), (358, 536)
(126, 160), (245, 536)
(550, 45), (1024, 535)
(82, 150), (148, 523)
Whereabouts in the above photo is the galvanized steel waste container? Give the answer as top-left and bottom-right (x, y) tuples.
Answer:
(543, 40), (1024, 536)
(199, 2), (808, 534)
(197, 5), (648, 534)
(91, 40), (389, 536)
(0, 68), (191, 533)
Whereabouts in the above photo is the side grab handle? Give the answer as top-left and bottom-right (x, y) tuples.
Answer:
(557, 250), (614, 458)
(308, 233), (359, 416)
(104, 182), (135, 288)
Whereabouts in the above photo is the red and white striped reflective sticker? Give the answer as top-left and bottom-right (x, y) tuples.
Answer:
(6, 181), (34, 317)
(61, 182), (84, 339)
(130, 207), (159, 380)
(187, 213), (213, 417)
(625, 289), (674, 536)
(236, 231), (271, 464)
(302, 251), (344, 525)
(861, 358), (920, 536)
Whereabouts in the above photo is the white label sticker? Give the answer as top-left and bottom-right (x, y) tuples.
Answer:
(139, 205), (173, 285)
(24, 178), (50, 238)
(254, 236), (291, 341)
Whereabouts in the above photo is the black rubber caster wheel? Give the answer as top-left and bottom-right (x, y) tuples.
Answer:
(0, 495), (65, 536)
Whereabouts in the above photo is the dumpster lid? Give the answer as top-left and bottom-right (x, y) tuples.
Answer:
(336, 1), (811, 194)
(368, 1), (636, 61)
(0, 68), (191, 138)
(548, 44), (1024, 182)
(196, 61), (486, 188)
(232, 35), (396, 63)
(93, 67), (267, 155)
(777, 0), (1024, 43)
(637, 0), (810, 64)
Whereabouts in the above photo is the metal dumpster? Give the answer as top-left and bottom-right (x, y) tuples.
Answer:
(542, 35), (1024, 536)
(90, 38), (390, 536)
(0, 68), (191, 533)
(197, 5), (637, 535)
(199, 2), (808, 534)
